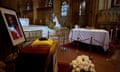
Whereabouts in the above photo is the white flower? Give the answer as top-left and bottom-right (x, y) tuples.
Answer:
(75, 67), (80, 72)
(90, 68), (96, 72)
(70, 55), (96, 72)
(72, 69), (75, 72)
(90, 63), (95, 68)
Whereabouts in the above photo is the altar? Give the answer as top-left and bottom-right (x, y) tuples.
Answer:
(69, 28), (109, 51)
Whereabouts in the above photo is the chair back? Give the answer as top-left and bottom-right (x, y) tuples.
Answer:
(24, 30), (42, 41)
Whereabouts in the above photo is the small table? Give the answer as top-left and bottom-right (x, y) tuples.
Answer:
(69, 28), (109, 51)
(16, 41), (57, 72)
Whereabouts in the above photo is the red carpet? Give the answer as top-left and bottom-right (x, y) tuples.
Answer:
(62, 42), (114, 58)
(57, 42), (119, 72)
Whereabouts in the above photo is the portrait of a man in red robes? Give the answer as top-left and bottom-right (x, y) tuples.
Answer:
(5, 14), (22, 40)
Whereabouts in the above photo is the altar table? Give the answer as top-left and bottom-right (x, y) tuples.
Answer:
(69, 28), (109, 51)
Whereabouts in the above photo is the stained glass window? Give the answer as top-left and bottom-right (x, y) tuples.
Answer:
(61, 1), (69, 16)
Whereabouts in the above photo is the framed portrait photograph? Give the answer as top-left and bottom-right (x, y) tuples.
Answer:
(0, 7), (25, 46)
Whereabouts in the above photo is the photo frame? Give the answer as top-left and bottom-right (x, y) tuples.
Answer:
(0, 7), (25, 46)
(112, 0), (120, 7)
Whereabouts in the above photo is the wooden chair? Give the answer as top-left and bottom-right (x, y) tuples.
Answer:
(24, 30), (42, 41)
(48, 27), (70, 45)
(56, 28), (69, 45)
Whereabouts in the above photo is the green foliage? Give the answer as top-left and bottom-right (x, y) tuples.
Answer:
(48, 20), (55, 29)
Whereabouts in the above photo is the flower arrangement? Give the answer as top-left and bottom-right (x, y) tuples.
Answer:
(70, 55), (96, 72)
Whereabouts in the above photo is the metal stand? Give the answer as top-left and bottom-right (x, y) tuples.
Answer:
(89, 36), (93, 60)
(60, 34), (67, 52)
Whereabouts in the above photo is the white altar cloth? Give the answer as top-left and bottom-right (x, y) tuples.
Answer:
(69, 28), (109, 51)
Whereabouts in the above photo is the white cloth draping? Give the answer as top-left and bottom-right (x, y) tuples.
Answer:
(69, 28), (109, 51)
(22, 25), (55, 37)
